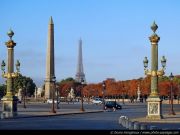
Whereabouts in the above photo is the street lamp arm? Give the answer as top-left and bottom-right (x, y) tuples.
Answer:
(144, 69), (151, 76)
(157, 69), (165, 76)
(2, 72), (20, 78)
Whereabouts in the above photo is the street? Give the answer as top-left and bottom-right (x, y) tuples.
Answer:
(0, 101), (180, 130)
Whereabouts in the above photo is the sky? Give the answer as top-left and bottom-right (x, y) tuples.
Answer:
(0, 0), (180, 87)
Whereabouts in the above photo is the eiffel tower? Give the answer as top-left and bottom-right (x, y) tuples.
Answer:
(75, 38), (86, 83)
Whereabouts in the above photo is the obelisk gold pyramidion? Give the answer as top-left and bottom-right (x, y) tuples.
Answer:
(1, 29), (21, 119)
(44, 17), (56, 99)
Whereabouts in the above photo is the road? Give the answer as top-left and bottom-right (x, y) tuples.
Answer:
(0, 101), (180, 131)
(0, 110), (125, 130)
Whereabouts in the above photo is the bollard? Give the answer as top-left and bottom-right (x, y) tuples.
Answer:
(1, 113), (6, 119)
(125, 118), (129, 129)
(119, 116), (125, 124)
(122, 116), (127, 127)
(134, 122), (140, 130)
(150, 126), (158, 130)
(121, 117), (126, 127)
(140, 124), (148, 130)
(118, 116), (122, 124)
(128, 121), (134, 130)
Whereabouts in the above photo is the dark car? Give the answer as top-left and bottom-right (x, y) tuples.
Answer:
(104, 101), (122, 111)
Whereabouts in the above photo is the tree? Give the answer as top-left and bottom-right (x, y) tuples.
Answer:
(0, 84), (6, 98)
(14, 74), (36, 97)
(57, 77), (80, 97)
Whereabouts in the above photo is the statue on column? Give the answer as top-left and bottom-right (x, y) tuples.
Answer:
(67, 87), (75, 102)
(137, 85), (141, 102)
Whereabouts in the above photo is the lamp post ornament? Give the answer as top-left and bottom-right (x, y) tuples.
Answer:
(1, 29), (21, 118)
(143, 22), (166, 119)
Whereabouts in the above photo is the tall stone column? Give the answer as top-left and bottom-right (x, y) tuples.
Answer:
(45, 17), (55, 99)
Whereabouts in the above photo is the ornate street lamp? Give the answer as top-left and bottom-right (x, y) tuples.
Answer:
(51, 76), (56, 113)
(102, 81), (106, 110)
(23, 84), (26, 108)
(178, 84), (180, 104)
(56, 85), (59, 109)
(143, 22), (166, 119)
(80, 79), (85, 112)
(1, 29), (20, 118)
(122, 85), (125, 104)
(169, 72), (176, 115)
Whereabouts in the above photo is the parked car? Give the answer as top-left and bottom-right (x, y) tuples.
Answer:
(104, 101), (122, 111)
(92, 98), (103, 104)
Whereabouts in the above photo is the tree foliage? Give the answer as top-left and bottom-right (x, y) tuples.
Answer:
(0, 84), (6, 98)
(55, 75), (180, 98)
(14, 74), (36, 96)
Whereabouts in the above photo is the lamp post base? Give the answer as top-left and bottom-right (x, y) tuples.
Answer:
(1, 96), (18, 119)
(51, 110), (56, 113)
(169, 111), (176, 115)
(146, 97), (163, 120)
(80, 108), (85, 112)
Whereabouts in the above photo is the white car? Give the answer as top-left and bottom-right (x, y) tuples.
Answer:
(92, 98), (103, 104)
(47, 99), (58, 104)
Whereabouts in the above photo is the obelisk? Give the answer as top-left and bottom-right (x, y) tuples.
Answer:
(75, 38), (86, 83)
(44, 16), (55, 99)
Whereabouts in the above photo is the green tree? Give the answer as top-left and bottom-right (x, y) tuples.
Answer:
(159, 76), (169, 82)
(0, 84), (6, 98)
(14, 74), (36, 97)
(59, 77), (75, 84)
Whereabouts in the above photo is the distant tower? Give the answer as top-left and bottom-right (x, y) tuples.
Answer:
(44, 16), (56, 99)
(75, 38), (86, 82)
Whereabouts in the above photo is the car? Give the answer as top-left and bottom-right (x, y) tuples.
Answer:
(47, 99), (59, 104)
(104, 101), (122, 111)
(92, 98), (103, 104)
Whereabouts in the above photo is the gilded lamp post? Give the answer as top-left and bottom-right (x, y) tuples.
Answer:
(1, 29), (20, 118)
(143, 22), (166, 119)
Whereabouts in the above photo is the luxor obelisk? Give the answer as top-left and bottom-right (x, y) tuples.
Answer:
(44, 17), (55, 99)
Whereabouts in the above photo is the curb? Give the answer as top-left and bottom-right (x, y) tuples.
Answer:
(1, 110), (104, 119)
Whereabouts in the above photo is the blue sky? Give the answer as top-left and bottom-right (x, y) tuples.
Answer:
(0, 0), (180, 87)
